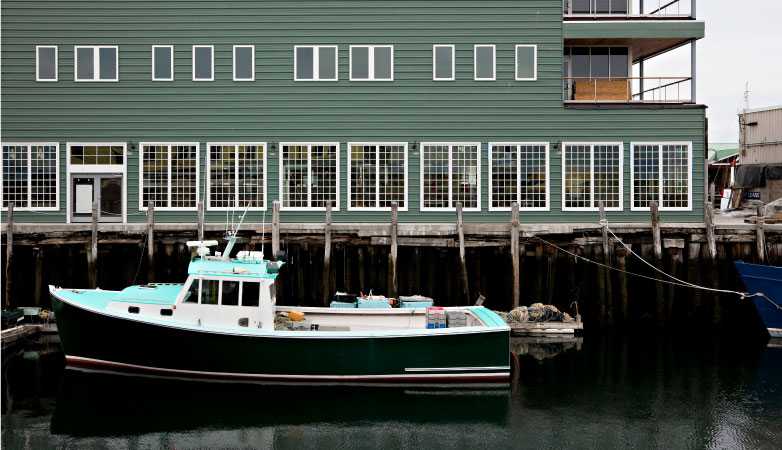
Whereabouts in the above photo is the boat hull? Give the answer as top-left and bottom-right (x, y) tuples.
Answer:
(51, 292), (510, 383)
(734, 261), (782, 338)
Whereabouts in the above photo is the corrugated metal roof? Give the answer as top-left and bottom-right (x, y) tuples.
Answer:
(708, 143), (738, 163)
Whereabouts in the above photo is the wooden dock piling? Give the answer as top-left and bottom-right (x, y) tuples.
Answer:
(650, 201), (664, 326)
(5, 203), (13, 309)
(88, 201), (98, 289)
(615, 246), (629, 324)
(197, 201), (204, 241)
(510, 203), (520, 309)
(147, 202), (155, 283)
(390, 202), (398, 298)
(358, 247), (366, 293)
(34, 247), (43, 306)
(756, 201), (766, 264)
(599, 201), (613, 326)
(272, 200), (280, 260)
(323, 201), (332, 306)
(456, 202), (469, 304)
(704, 202), (717, 260)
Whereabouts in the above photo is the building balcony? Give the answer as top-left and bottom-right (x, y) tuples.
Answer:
(563, 0), (695, 20)
(563, 76), (692, 104)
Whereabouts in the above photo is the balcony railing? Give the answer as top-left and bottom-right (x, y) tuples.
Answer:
(563, 76), (692, 103)
(563, 0), (693, 18)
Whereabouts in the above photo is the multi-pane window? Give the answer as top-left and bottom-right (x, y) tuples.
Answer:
(140, 143), (198, 210)
(474, 45), (495, 81)
(515, 45), (537, 81)
(74, 46), (118, 81)
(192, 45), (213, 81)
(152, 45), (173, 81)
(632, 142), (691, 210)
(280, 143), (339, 210)
(207, 143), (266, 210)
(350, 46), (393, 81)
(489, 143), (548, 210)
(295, 46), (338, 81)
(1, 144), (58, 210)
(433, 45), (455, 81)
(562, 143), (622, 210)
(36, 46), (58, 81)
(233, 45), (254, 81)
(348, 143), (406, 210)
(422, 143), (479, 210)
(70, 145), (124, 165)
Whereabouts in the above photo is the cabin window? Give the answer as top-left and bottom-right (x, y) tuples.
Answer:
(350, 45), (393, 81)
(562, 143), (622, 210)
(280, 143), (339, 210)
(221, 281), (240, 306)
(474, 45), (495, 81)
(515, 45), (537, 81)
(183, 280), (199, 303)
(1, 143), (58, 210)
(233, 45), (254, 81)
(241, 281), (260, 307)
(36, 46), (58, 81)
(433, 45), (454, 81)
(631, 142), (691, 211)
(489, 143), (549, 211)
(201, 279), (219, 305)
(348, 143), (407, 210)
(192, 45), (213, 81)
(140, 143), (199, 210)
(74, 46), (118, 82)
(421, 143), (480, 210)
(207, 143), (266, 210)
(295, 45), (338, 81)
(152, 45), (173, 81)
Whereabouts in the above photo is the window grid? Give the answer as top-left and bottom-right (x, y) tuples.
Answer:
(490, 145), (518, 209)
(422, 145), (449, 208)
(140, 144), (197, 210)
(237, 145), (264, 209)
(593, 145), (621, 209)
(632, 144), (659, 209)
(662, 144), (688, 208)
(210, 145), (236, 209)
(564, 145), (592, 209)
(29, 145), (58, 208)
(70, 145), (124, 165)
(2, 145), (29, 207)
(632, 143), (691, 210)
(350, 145), (376, 208)
(348, 144), (405, 210)
(422, 144), (479, 210)
(2, 144), (58, 210)
(519, 145), (547, 209)
(378, 145), (405, 208)
(281, 144), (338, 210)
(171, 145), (198, 208)
(142, 145), (168, 208)
(563, 143), (622, 210)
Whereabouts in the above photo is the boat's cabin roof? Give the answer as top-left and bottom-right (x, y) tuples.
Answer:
(187, 258), (283, 280)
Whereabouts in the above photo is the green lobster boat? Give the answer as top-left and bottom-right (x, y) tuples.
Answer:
(50, 236), (510, 384)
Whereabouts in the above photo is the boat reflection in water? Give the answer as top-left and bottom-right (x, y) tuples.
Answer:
(50, 368), (510, 438)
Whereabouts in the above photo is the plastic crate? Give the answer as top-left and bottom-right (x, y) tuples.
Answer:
(357, 298), (391, 308)
(401, 300), (433, 308)
(330, 301), (357, 308)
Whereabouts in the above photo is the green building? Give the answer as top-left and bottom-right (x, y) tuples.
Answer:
(1, 0), (705, 227)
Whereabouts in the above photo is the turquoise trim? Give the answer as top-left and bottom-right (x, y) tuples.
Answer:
(116, 285), (181, 305)
(187, 259), (284, 279)
(469, 307), (507, 328)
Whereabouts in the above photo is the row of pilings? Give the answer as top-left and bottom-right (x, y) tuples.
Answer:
(2, 201), (778, 330)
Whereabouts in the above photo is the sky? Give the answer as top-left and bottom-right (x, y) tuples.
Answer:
(647, 1), (782, 144)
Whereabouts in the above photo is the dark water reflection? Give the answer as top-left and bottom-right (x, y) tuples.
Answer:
(2, 332), (780, 449)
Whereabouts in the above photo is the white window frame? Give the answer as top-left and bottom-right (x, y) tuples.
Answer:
(432, 45), (455, 81)
(152, 45), (174, 81)
(1, 142), (60, 211)
(279, 142), (340, 211)
(420, 142), (481, 211)
(65, 142), (128, 223)
(349, 45), (394, 81)
(473, 45), (496, 81)
(233, 45), (255, 82)
(514, 44), (537, 81)
(293, 45), (339, 81)
(206, 142), (268, 211)
(630, 141), (693, 212)
(347, 142), (408, 212)
(36, 46), (58, 82)
(74, 46), (119, 82)
(561, 142), (624, 212)
(138, 142), (200, 211)
(488, 142), (550, 212)
(192, 45), (214, 82)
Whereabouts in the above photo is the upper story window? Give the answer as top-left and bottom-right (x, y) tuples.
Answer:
(348, 143), (407, 210)
(474, 45), (495, 81)
(433, 45), (455, 81)
(515, 45), (537, 81)
(562, 143), (622, 211)
(75, 46), (118, 82)
(207, 143), (266, 210)
(280, 143), (339, 210)
(152, 45), (173, 81)
(139, 143), (199, 210)
(489, 143), (549, 211)
(568, 46), (629, 79)
(631, 142), (691, 211)
(295, 46), (338, 81)
(350, 45), (393, 81)
(36, 46), (58, 82)
(422, 143), (480, 211)
(1, 143), (59, 210)
(233, 45), (254, 81)
(192, 45), (213, 81)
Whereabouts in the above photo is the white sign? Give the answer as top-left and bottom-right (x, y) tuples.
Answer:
(75, 184), (93, 213)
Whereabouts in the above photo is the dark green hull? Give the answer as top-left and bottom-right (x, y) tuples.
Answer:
(51, 293), (510, 383)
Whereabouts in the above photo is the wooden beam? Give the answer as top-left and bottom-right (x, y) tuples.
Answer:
(511, 202), (520, 309)
(390, 202), (399, 298)
(456, 202), (469, 305)
(756, 201), (766, 264)
(599, 201), (613, 326)
(89, 201), (98, 289)
(323, 201), (332, 306)
(704, 202), (717, 260)
(4, 203), (13, 309)
(272, 200), (280, 260)
(147, 202), (155, 283)
(197, 201), (204, 241)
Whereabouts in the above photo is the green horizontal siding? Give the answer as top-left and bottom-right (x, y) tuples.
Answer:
(1, 0), (705, 225)
(563, 20), (706, 40)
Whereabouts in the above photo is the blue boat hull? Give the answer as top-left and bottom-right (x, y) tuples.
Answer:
(735, 261), (782, 338)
